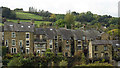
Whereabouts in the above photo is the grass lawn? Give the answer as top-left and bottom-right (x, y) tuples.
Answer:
(7, 19), (52, 27)
(16, 11), (43, 20)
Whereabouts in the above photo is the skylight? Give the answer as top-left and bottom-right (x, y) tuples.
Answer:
(21, 26), (23, 28)
(28, 26), (30, 28)
(9, 25), (13, 27)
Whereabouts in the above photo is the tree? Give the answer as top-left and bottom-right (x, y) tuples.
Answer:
(64, 11), (75, 29)
(7, 57), (23, 66)
(2, 46), (7, 57)
(55, 19), (65, 27)
(80, 53), (86, 65)
(50, 14), (56, 22)
(2, 7), (16, 19)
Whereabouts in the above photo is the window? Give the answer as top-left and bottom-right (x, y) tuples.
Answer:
(50, 40), (52, 44)
(104, 46), (108, 51)
(37, 50), (40, 53)
(19, 40), (22, 47)
(12, 39), (16, 46)
(26, 48), (29, 54)
(104, 53), (108, 58)
(11, 48), (17, 53)
(54, 36), (57, 40)
(26, 40), (30, 46)
(55, 43), (58, 48)
(26, 33), (30, 38)
(5, 40), (8, 47)
(78, 45), (82, 50)
(95, 46), (98, 51)
(78, 40), (81, 44)
(65, 52), (68, 56)
(12, 32), (16, 38)
(50, 45), (52, 48)
(95, 53), (98, 58)
(66, 40), (69, 44)
(66, 45), (69, 49)
(83, 36), (85, 40)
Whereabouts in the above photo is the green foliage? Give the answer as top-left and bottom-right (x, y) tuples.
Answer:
(7, 57), (23, 66)
(80, 53), (86, 65)
(56, 14), (65, 20)
(49, 14), (56, 22)
(16, 11), (43, 20)
(59, 60), (68, 66)
(2, 46), (7, 57)
(2, 7), (16, 19)
(64, 11), (75, 29)
(45, 49), (54, 60)
(55, 19), (65, 27)
(107, 29), (120, 36)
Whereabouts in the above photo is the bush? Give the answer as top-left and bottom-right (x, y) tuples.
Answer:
(59, 60), (68, 66)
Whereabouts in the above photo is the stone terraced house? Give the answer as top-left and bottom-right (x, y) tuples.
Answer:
(2, 22), (120, 62)
(4, 22), (34, 54)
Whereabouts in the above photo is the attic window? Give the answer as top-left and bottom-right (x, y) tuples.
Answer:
(9, 25), (13, 27)
(28, 26), (30, 28)
(21, 26), (23, 28)
(116, 44), (119, 46)
(50, 29), (53, 30)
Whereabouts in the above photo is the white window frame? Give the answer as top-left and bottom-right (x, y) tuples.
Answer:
(11, 47), (17, 53)
(26, 32), (30, 39)
(19, 40), (23, 47)
(37, 50), (40, 53)
(49, 40), (53, 44)
(5, 40), (8, 47)
(50, 45), (52, 49)
(26, 40), (30, 47)
(12, 32), (16, 38)
(12, 39), (16, 46)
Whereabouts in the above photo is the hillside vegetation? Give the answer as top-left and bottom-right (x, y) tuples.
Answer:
(16, 11), (43, 20)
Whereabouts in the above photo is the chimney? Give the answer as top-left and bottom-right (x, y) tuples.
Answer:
(65, 24), (67, 29)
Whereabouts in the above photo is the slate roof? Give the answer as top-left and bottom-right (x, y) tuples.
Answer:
(72, 29), (84, 40)
(92, 40), (111, 45)
(34, 28), (46, 35)
(84, 30), (101, 40)
(44, 28), (58, 39)
(4, 22), (34, 32)
(57, 28), (74, 40)
(109, 40), (120, 47)
(92, 40), (120, 46)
